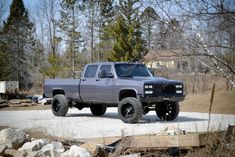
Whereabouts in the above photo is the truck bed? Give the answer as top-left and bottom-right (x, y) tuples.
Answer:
(44, 79), (81, 100)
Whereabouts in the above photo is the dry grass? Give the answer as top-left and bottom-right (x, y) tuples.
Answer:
(0, 125), (9, 131)
(181, 85), (235, 115)
(185, 131), (235, 157)
(0, 105), (50, 111)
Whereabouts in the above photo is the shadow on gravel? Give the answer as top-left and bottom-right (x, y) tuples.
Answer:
(66, 112), (118, 120)
(141, 115), (207, 123)
(66, 112), (207, 123)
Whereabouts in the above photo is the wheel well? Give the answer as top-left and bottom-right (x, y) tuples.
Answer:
(119, 90), (137, 101)
(52, 89), (65, 97)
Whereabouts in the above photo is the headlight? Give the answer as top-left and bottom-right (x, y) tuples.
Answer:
(176, 85), (183, 88)
(176, 90), (183, 94)
(144, 85), (153, 89)
(145, 90), (153, 94)
(144, 84), (154, 94)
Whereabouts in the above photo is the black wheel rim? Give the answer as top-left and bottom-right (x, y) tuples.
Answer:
(166, 103), (172, 113)
(121, 103), (135, 118)
(53, 100), (60, 112)
(163, 103), (174, 119)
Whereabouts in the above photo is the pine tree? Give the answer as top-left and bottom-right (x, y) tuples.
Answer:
(0, 39), (10, 80)
(97, 0), (115, 61)
(2, 0), (35, 89)
(110, 16), (130, 61)
(108, 0), (147, 62)
(140, 7), (159, 49)
(0, 20), (9, 80)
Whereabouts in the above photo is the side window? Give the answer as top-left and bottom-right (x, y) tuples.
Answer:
(84, 65), (98, 78)
(98, 65), (112, 78)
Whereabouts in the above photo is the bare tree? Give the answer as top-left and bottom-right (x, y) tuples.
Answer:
(38, 0), (61, 79)
(82, 0), (101, 63)
(60, 0), (83, 78)
(145, 0), (235, 88)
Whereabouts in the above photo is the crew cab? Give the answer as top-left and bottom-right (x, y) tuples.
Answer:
(44, 62), (185, 123)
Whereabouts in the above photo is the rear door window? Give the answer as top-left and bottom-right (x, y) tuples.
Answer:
(84, 65), (98, 78)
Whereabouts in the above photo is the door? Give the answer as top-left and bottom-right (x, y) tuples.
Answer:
(95, 65), (115, 103)
(80, 65), (98, 102)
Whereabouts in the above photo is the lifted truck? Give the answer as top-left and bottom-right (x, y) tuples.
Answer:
(44, 62), (185, 123)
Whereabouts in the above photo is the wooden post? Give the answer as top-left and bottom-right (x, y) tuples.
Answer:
(207, 83), (215, 132)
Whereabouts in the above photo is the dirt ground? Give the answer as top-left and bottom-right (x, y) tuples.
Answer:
(0, 104), (50, 111)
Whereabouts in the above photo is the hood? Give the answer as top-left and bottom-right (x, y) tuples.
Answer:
(129, 76), (182, 84)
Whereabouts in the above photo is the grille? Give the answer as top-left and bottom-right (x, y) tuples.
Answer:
(155, 84), (176, 94)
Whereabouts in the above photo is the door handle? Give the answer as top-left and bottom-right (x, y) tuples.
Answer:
(96, 79), (100, 81)
(82, 79), (86, 81)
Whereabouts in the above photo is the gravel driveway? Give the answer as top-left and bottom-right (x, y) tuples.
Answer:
(0, 108), (235, 140)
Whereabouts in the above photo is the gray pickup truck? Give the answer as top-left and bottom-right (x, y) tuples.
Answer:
(44, 62), (185, 123)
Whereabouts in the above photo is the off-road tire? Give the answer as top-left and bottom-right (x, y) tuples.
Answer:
(155, 101), (179, 121)
(51, 94), (69, 116)
(90, 104), (107, 116)
(118, 97), (143, 124)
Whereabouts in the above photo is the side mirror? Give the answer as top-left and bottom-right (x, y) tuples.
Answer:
(106, 73), (114, 78)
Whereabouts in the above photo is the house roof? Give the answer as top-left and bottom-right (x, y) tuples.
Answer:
(144, 49), (183, 61)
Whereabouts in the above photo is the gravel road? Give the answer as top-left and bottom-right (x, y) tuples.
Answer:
(0, 108), (235, 140)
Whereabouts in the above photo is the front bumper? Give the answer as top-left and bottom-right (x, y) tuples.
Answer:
(140, 95), (185, 103)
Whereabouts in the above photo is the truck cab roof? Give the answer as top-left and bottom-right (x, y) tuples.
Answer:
(86, 62), (142, 66)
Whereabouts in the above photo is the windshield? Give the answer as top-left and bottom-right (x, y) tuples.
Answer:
(115, 63), (151, 77)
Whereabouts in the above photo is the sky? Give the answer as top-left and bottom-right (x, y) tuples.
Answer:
(23, 0), (38, 12)
(4, 0), (38, 18)
(3, 0), (45, 33)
